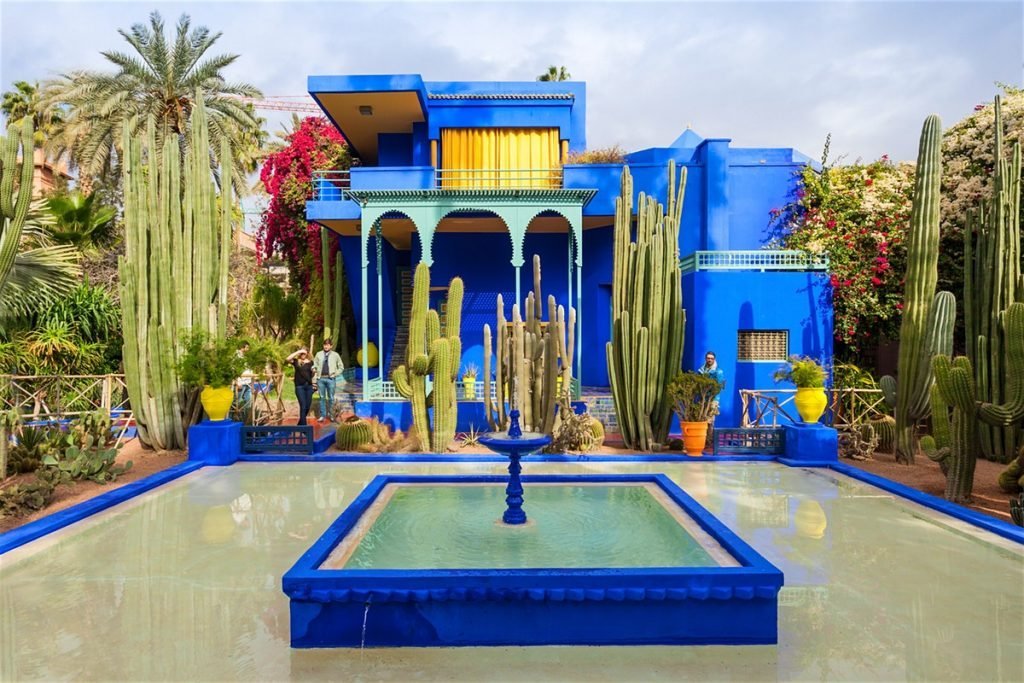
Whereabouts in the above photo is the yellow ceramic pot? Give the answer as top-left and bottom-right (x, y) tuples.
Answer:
(794, 387), (827, 424)
(356, 342), (379, 368)
(463, 379), (477, 400)
(681, 421), (709, 456)
(201, 385), (233, 421)
(795, 500), (828, 539)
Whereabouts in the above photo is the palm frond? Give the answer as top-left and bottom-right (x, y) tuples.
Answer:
(0, 245), (81, 320)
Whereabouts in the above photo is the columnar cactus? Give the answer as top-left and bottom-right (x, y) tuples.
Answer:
(927, 355), (978, 503)
(920, 383), (952, 475)
(964, 96), (1022, 462)
(880, 115), (953, 464)
(606, 162), (686, 450)
(484, 255), (574, 434)
(391, 262), (462, 451)
(976, 302), (1024, 431)
(0, 120), (34, 306)
(119, 97), (234, 450)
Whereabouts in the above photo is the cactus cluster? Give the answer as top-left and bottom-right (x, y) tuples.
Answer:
(922, 355), (978, 503)
(392, 262), (462, 452)
(606, 162), (687, 451)
(880, 116), (955, 464)
(119, 97), (235, 450)
(335, 416), (374, 450)
(483, 255), (575, 435)
(0, 120), (34, 312)
(963, 96), (1023, 463)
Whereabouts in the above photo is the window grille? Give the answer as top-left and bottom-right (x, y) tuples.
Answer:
(738, 330), (788, 361)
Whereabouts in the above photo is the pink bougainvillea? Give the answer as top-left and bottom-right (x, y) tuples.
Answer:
(257, 117), (351, 290)
(770, 158), (914, 365)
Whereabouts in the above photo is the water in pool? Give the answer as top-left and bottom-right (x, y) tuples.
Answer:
(335, 483), (719, 569)
(1, 461), (1022, 681)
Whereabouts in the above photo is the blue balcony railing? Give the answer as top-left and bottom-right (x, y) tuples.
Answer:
(311, 170), (351, 201)
(680, 250), (829, 274)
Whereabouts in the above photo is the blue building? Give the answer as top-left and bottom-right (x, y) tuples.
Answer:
(305, 74), (832, 429)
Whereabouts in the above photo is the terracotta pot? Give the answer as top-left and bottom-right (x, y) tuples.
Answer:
(794, 387), (828, 423)
(681, 421), (709, 456)
(201, 385), (233, 421)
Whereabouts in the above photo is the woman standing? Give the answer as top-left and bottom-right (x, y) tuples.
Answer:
(287, 348), (315, 426)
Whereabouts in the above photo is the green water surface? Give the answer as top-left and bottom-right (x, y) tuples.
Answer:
(342, 484), (718, 569)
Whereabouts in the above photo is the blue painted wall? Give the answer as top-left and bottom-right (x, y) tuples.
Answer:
(683, 270), (833, 428)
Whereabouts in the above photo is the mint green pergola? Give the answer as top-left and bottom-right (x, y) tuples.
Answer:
(346, 188), (596, 399)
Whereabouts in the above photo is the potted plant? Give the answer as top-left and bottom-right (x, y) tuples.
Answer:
(666, 371), (723, 456)
(177, 331), (246, 421)
(773, 355), (828, 424)
(462, 364), (479, 400)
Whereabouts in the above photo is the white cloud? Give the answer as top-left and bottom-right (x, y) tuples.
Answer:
(2, 0), (1020, 163)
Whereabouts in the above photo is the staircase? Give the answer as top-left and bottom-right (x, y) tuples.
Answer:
(387, 268), (413, 379)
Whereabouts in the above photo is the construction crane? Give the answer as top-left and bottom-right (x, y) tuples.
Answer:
(233, 95), (322, 114)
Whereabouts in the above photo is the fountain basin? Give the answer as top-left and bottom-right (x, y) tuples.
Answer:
(282, 474), (784, 648)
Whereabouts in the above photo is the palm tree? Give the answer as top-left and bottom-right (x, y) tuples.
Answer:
(42, 11), (264, 190)
(537, 65), (572, 82)
(1, 81), (63, 147)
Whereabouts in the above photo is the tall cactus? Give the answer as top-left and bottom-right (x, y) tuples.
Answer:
(964, 96), (1023, 463)
(319, 228), (346, 357)
(977, 302), (1024, 431)
(484, 255), (575, 435)
(119, 97), (235, 450)
(926, 356), (978, 503)
(880, 115), (953, 464)
(391, 262), (462, 451)
(606, 162), (686, 451)
(0, 120), (34, 307)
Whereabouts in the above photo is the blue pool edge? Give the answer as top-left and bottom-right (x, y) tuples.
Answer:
(2, 453), (1021, 557)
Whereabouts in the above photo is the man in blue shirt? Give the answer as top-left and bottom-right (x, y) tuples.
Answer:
(698, 351), (726, 447)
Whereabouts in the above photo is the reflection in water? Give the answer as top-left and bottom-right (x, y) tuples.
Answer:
(1, 461), (1021, 681)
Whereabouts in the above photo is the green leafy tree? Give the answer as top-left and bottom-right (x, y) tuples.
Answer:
(537, 65), (571, 82)
(42, 11), (265, 188)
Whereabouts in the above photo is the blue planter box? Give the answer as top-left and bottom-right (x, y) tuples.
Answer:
(282, 473), (783, 647)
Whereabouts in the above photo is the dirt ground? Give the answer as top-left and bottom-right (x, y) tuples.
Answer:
(843, 450), (1013, 522)
(0, 439), (186, 535)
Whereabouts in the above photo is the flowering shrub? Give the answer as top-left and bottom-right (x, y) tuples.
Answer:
(939, 86), (1024, 296)
(770, 155), (914, 365)
(256, 117), (351, 290)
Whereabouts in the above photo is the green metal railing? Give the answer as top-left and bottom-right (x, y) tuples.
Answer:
(680, 250), (829, 274)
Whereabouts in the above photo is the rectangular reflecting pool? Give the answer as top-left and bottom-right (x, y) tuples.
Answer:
(285, 474), (782, 647)
(1, 461), (1022, 681)
(332, 482), (729, 569)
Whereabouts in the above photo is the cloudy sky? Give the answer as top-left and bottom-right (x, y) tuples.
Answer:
(1, 0), (1021, 164)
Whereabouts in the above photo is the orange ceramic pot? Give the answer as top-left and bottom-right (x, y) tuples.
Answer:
(681, 421), (709, 456)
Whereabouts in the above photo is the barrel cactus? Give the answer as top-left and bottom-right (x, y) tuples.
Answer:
(335, 416), (374, 450)
(869, 415), (896, 453)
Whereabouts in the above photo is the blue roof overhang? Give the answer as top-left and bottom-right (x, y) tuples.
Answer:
(308, 75), (430, 163)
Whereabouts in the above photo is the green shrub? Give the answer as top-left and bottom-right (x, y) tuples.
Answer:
(177, 330), (246, 388)
(773, 356), (828, 388)
(667, 371), (723, 422)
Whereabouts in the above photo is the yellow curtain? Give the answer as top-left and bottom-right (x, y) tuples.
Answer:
(440, 128), (560, 188)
